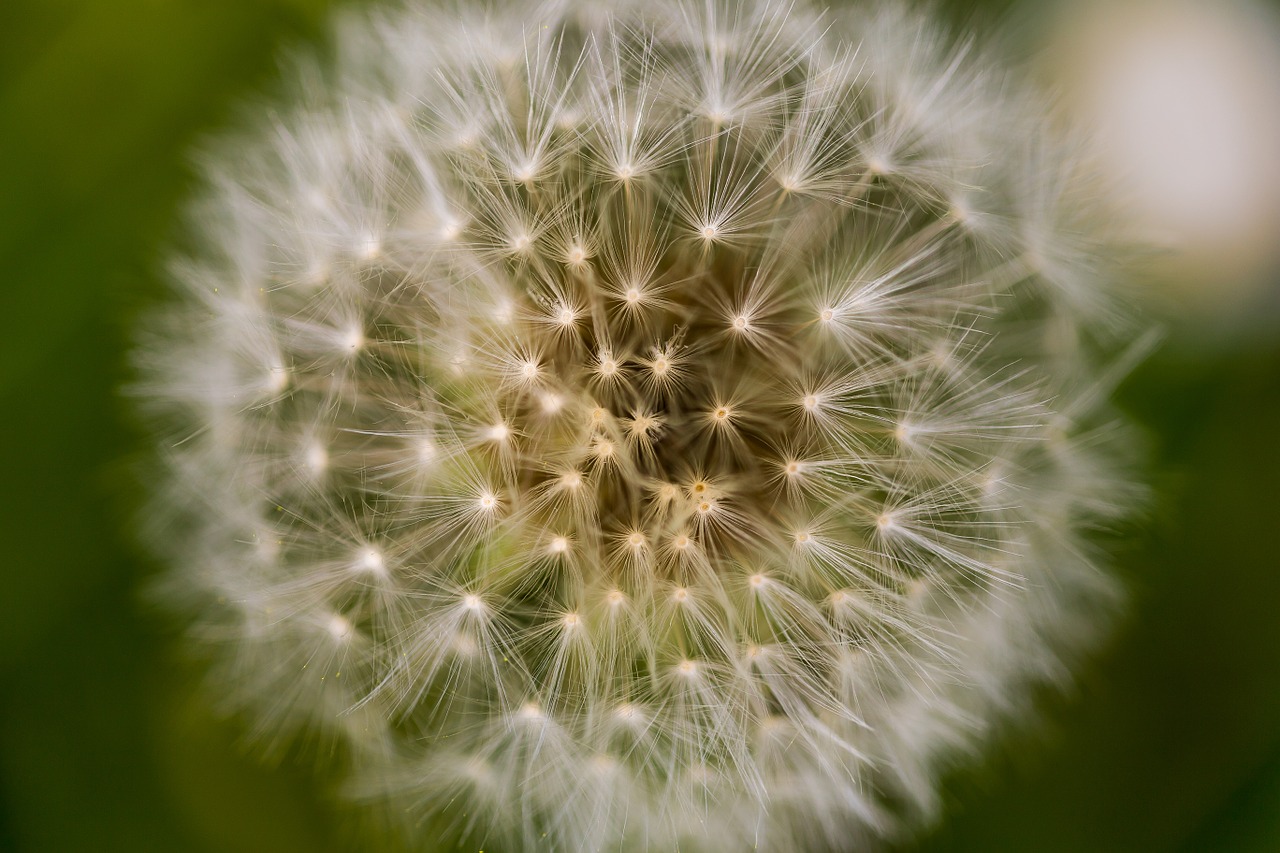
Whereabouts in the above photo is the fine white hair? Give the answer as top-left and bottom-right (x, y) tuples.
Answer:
(135, 1), (1146, 850)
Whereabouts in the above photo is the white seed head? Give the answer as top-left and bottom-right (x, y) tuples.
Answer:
(326, 613), (354, 642)
(540, 391), (565, 414)
(265, 364), (289, 393)
(304, 441), (328, 475)
(136, 1), (1145, 851)
(341, 325), (364, 354)
(355, 547), (385, 575)
(416, 437), (436, 464)
(554, 303), (578, 328)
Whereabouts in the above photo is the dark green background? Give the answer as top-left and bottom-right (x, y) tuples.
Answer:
(1, 1), (1277, 850)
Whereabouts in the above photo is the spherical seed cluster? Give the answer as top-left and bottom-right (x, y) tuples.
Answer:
(137, 1), (1142, 850)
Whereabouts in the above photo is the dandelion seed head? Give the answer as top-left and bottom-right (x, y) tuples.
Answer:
(355, 547), (385, 575)
(357, 231), (381, 260)
(304, 442), (328, 475)
(265, 365), (289, 393)
(341, 326), (364, 354)
(540, 391), (565, 414)
(438, 217), (464, 242)
(136, 0), (1145, 849)
(326, 614), (354, 642)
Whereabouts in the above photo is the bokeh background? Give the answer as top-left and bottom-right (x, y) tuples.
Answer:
(1, 0), (1278, 850)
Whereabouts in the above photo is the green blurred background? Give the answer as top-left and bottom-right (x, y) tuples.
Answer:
(1, 0), (1278, 850)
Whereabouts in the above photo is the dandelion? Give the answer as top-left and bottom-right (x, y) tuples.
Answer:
(135, 0), (1146, 850)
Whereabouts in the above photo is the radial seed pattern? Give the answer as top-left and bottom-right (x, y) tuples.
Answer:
(138, 1), (1142, 850)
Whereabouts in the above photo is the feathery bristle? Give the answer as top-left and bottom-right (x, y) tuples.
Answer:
(135, 1), (1142, 850)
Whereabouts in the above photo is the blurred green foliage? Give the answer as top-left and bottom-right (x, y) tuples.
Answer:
(0, 1), (1277, 850)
